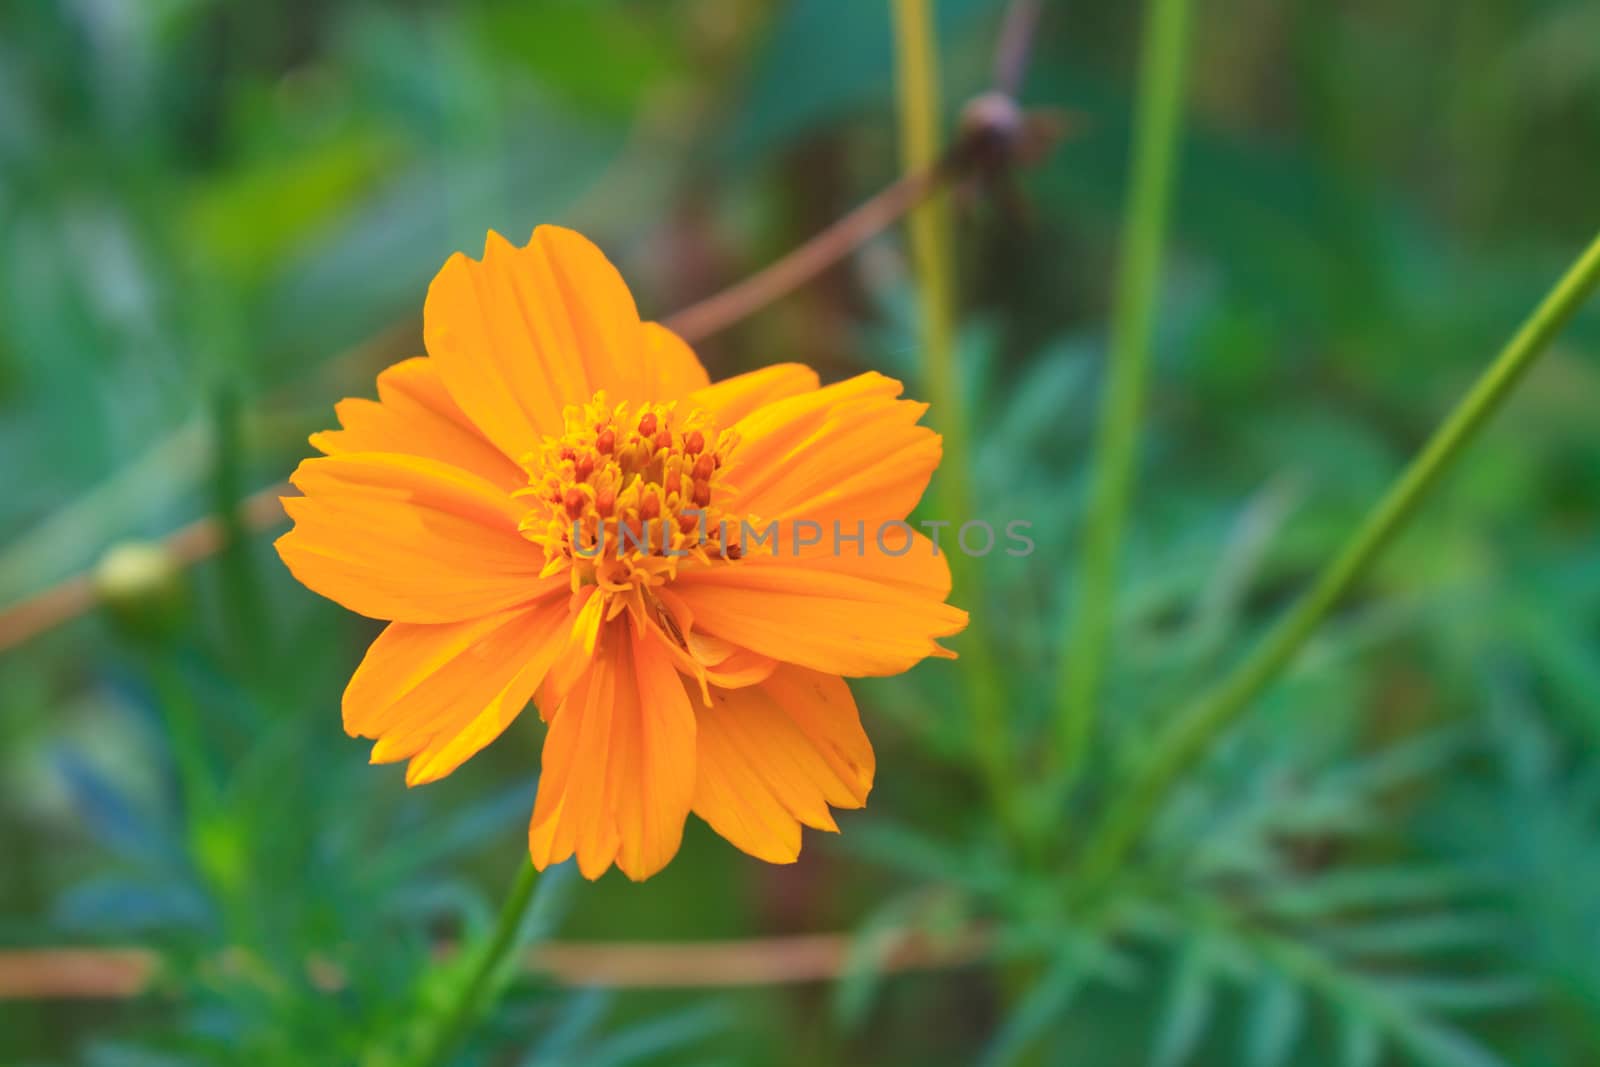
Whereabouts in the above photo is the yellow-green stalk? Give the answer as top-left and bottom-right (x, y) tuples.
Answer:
(890, 0), (1013, 827)
(1056, 0), (1195, 790)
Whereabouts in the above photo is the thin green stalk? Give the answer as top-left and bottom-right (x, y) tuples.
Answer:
(890, 0), (957, 447)
(137, 639), (216, 818)
(211, 385), (273, 679)
(1055, 0), (1193, 783)
(890, 0), (1013, 820)
(1073, 230), (1600, 891)
(409, 860), (541, 1067)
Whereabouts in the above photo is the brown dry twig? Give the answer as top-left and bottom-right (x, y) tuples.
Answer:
(0, 927), (992, 1000)
(993, 0), (1043, 98)
(664, 101), (1066, 343)
(662, 151), (955, 344)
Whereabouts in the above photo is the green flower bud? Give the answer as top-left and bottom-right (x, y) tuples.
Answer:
(93, 541), (186, 642)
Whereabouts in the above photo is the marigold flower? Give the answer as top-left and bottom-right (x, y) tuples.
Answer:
(276, 227), (967, 880)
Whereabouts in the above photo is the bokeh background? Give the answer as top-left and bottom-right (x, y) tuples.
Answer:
(4, 1), (1600, 1065)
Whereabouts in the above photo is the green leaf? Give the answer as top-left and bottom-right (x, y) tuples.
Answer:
(1338, 1014), (1382, 1067)
(1375, 976), (1535, 1015)
(580, 1004), (728, 1067)
(977, 947), (1090, 1067)
(1262, 867), (1495, 920)
(1150, 940), (1218, 1067)
(1242, 976), (1304, 1067)
(1393, 1017), (1512, 1067)
(1317, 915), (1505, 959)
(834, 888), (963, 1029)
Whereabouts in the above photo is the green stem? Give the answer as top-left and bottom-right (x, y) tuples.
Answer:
(890, 0), (1013, 821)
(409, 860), (541, 1067)
(1073, 229), (1600, 890)
(210, 385), (273, 678)
(1056, 0), (1194, 786)
(148, 647), (216, 817)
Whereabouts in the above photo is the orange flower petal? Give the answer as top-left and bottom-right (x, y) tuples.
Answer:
(424, 226), (703, 462)
(529, 622), (697, 881)
(721, 372), (940, 526)
(537, 586), (606, 712)
(687, 362), (820, 426)
(310, 356), (525, 493)
(805, 529), (952, 591)
(640, 321), (711, 400)
(275, 452), (555, 623)
(673, 551), (967, 677)
(692, 665), (873, 864)
(345, 597), (571, 786)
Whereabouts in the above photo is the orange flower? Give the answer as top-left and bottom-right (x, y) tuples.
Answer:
(277, 227), (967, 880)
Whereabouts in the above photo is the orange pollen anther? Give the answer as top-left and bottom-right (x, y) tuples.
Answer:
(515, 390), (744, 601)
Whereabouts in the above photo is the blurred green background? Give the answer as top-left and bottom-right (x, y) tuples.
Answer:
(4, 1), (1600, 1065)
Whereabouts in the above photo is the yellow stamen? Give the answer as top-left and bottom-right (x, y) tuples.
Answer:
(517, 391), (743, 623)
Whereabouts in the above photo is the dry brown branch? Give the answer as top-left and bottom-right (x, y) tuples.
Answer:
(993, 0), (1043, 97)
(531, 926), (991, 989)
(661, 155), (954, 344)
(0, 927), (991, 1000)
(0, 948), (155, 1000)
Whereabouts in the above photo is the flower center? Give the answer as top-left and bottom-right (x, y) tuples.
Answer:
(516, 391), (741, 598)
